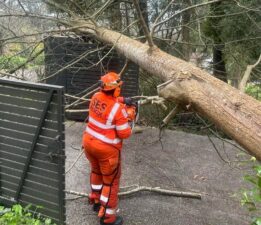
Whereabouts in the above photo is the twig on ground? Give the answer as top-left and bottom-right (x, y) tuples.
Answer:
(119, 186), (201, 199)
(207, 134), (230, 164)
(66, 149), (84, 174)
(65, 186), (202, 199)
(66, 196), (84, 201)
(196, 114), (247, 153)
(70, 144), (81, 151)
(120, 184), (139, 190)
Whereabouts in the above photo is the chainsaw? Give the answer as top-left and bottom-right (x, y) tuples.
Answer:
(126, 101), (139, 130)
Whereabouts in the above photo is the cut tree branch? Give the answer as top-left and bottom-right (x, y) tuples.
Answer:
(134, 96), (167, 110)
(161, 105), (181, 128)
(65, 187), (202, 199)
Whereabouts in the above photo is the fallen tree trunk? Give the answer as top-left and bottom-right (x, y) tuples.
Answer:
(68, 20), (261, 160)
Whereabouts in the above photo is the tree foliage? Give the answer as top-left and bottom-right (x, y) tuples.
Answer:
(203, 0), (261, 84)
(241, 164), (261, 225)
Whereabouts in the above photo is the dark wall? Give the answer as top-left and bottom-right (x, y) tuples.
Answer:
(44, 36), (139, 120)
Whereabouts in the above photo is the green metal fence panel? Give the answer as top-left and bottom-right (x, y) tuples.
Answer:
(0, 78), (65, 225)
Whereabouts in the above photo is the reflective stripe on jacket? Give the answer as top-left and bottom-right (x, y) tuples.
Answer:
(86, 91), (131, 148)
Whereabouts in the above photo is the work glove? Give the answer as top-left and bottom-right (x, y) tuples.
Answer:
(124, 97), (133, 106)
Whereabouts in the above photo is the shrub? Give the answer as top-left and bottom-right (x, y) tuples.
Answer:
(0, 204), (55, 225)
(241, 164), (261, 225)
(245, 83), (261, 101)
(0, 56), (27, 70)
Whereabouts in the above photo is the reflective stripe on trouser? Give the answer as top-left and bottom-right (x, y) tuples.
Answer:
(89, 172), (103, 204)
(99, 182), (119, 209)
(98, 176), (120, 223)
(98, 206), (118, 223)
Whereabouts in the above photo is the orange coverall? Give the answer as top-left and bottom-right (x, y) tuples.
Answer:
(82, 91), (132, 223)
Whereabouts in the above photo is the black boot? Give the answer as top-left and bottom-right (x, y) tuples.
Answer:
(100, 216), (123, 225)
(93, 203), (101, 212)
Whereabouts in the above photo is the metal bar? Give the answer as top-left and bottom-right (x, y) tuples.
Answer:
(57, 88), (66, 225)
(0, 78), (63, 91)
(0, 196), (16, 206)
(14, 90), (54, 201)
(0, 160), (2, 198)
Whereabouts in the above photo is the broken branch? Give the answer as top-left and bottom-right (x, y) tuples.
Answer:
(133, 95), (167, 110)
(161, 105), (181, 128)
(65, 186), (202, 199)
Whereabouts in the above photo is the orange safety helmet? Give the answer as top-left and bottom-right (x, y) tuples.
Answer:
(100, 72), (123, 97)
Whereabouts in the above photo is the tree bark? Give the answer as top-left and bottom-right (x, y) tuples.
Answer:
(138, 0), (149, 37)
(206, 1), (228, 83)
(213, 44), (227, 82)
(0, 31), (4, 55)
(70, 20), (261, 160)
(181, 0), (191, 61)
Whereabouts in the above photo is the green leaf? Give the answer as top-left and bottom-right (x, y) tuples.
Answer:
(244, 175), (257, 185)
(254, 166), (261, 176)
(252, 192), (261, 202)
(252, 217), (261, 225)
(45, 218), (52, 225)
(258, 177), (261, 189)
(24, 204), (32, 211)
(12, 204), (22, 216)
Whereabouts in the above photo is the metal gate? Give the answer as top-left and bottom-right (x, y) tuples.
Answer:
(0, 79), (65, 224)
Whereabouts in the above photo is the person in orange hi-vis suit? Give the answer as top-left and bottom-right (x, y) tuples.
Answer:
(82, 72), (135, 225)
